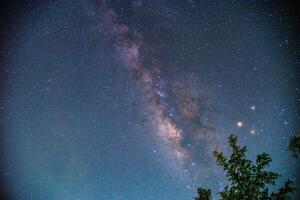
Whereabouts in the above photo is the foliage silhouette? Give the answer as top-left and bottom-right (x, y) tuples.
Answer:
(288, 130), (300, 159)
(195, 188), (212, 200)
(195, 135), (294, 200)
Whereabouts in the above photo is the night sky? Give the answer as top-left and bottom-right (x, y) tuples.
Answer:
(0, 0), (299, 199)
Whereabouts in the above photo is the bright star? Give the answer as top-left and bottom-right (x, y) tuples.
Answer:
(237, 121), (243, 128)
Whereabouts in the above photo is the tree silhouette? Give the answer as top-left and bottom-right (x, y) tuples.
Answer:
(288, 130), (300, 159)
(195, 135), (294, 200)
(195, 188), (212, 200)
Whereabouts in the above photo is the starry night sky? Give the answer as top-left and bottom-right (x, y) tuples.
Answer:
(0, 0), (299, 199)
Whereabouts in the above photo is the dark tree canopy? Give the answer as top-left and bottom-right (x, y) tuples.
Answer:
(195, 135), (294, 200)
(288, 131), (300, 158)
(195, 188), (212, 200)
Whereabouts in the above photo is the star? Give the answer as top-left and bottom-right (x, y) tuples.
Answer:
(237, 121), (243, 128)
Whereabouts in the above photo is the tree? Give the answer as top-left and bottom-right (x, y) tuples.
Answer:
(195, 135), (294, 200)
(195, 188), (212, 200)
(288, 131), (300, 158)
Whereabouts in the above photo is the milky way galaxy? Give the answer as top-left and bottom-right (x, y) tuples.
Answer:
(95, 1), (219, 178)
(0, 0), (299, 199)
